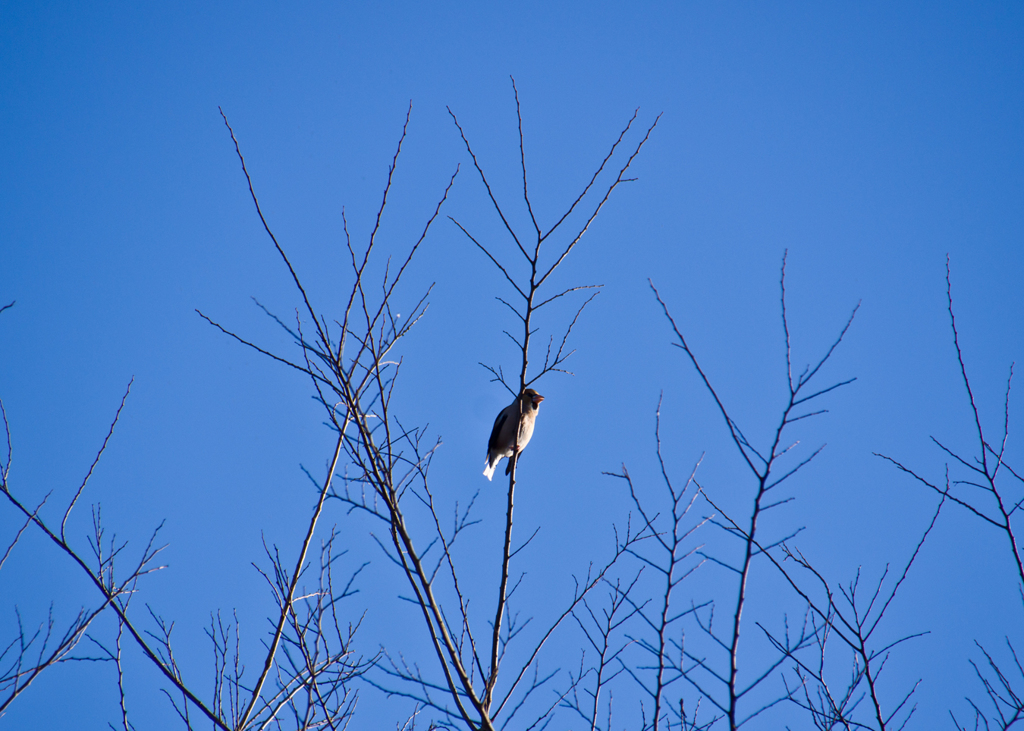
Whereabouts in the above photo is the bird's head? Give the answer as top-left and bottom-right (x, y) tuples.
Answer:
(522, 388), (544, 410)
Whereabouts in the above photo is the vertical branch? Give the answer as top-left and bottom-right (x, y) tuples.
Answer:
(650, 253), (858, 729)
(946, 256), (989, 477)
(947, 259), (1024, 592)
(236, 431), (347, 729)
(512, 77), (541, 240)
(453, 85), (658, 721)
(606, 397), (709, 731)
(483, 86), (541, 712)
(486, 451), (518, 712)
(880, 259), (1024, 728)
(113, 618), (133, 731)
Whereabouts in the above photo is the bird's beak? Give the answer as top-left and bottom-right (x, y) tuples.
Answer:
(532, 394), (545, 405)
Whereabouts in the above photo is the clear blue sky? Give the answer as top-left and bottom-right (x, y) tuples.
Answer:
(2, 2), (1022, 728)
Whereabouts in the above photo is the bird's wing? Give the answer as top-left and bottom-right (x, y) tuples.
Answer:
(487, 408), (509, 453)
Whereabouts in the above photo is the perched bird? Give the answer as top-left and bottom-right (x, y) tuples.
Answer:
(483, 389), (545, 481)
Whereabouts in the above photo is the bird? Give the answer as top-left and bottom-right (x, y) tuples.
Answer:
(483, 389), (545, 481)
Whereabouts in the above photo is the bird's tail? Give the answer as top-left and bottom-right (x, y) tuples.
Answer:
(483, 460), (496, 481)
